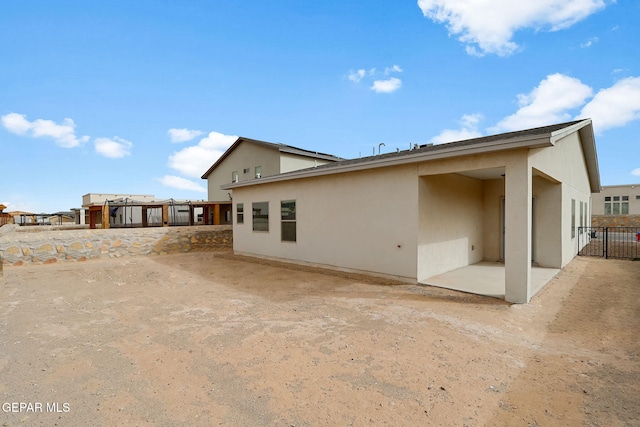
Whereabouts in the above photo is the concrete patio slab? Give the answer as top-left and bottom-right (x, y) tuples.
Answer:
(423, 261), (561, 299)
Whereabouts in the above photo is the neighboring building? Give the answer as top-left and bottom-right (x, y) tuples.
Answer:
(591, 184), (640, 227)
(223, 119), (600, 304)
(201, 137), (343, 202)
(81, 193), (227, 229)
(591, 184), (640, 215)
(71, 207), (88, 225)
(0, 204), (12, 227)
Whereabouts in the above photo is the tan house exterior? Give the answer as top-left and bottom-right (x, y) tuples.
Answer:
(591, 184), (640, 215)
(590, 184), (640, 227)
(201, 137), (342, 202)
(223, 120), (600, 304)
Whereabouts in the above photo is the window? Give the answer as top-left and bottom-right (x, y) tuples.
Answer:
(255, 166), (262, 179)
(604, 195), (630, 215)
(571, 199), (575, 239)
(232, 171), (238, 182)
(281, 200), (296, 242)
(237, 203), (244, 224)
(636, 195), (640, 200)
(252, 202), (269, 231)
(580, 201), (583, 232)
(243, 168), (250, 174)
(621, 196), (629, 214)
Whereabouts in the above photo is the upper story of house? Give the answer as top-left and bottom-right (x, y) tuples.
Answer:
(592, 184), (640, 215)
(201, 137), (342, 202)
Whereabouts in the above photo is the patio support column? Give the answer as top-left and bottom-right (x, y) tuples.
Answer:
(162, 205), (169, 226)
(504, 155), (532, 303)
(101, 204), (110, 230)
(214, 204), (221, 225)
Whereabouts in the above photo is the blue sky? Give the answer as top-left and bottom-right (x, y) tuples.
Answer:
(1, 0), (639, 213)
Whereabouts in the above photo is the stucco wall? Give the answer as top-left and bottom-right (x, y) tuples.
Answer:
(529, 131), (593, 266)
(207, 142), (280, 201)
(481, 179), (503, 262)
(0, 225), (232, 266)
(532, 176), (562, 268)
(591, 185), (640, 215)
(232, 165), (419, 281)
(279, 153), (333, 174)
(418, 174), (484, 280)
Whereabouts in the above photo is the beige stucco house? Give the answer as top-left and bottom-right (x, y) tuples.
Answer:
(591, 184), (640, 215)
(223, 120), (600, 304)
(590, 184), (640, 227)
(201, 137), (343, 202)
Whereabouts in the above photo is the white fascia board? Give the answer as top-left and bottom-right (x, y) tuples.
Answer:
(549, 119), (591, 145)
(221, 134), (553, 190)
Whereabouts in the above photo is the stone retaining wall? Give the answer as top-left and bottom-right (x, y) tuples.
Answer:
(0, 225), (232, 267)
(591, 215), (640, 227)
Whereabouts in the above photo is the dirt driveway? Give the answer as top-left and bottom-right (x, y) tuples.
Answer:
(1, 253), (639, 426)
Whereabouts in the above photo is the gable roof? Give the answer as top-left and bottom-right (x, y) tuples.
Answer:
(222, 119), (600, 192)
(201, 137), (343, 179)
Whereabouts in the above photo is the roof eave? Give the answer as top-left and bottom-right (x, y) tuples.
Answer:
(576, 120), (601, 193)
(222, 134), (554, 190)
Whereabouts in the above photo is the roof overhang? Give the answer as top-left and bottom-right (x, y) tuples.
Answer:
(222, 132), (554, 190)
(201, 136), (343, 179)
(222, 120), (601, 192)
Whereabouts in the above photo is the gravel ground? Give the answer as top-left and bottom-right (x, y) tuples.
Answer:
(1, 253), (639, 426)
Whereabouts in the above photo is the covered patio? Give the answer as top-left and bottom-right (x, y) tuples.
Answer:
(423, 261), (561, 299)
(417, 149), (563, 303)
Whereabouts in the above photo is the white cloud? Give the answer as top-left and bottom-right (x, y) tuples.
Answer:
(578, 76), (640, 133)
(430, 113), (484, 144)
(491, 73), (593, 132)
(94, 136), (132, 158)
(417, 0), (607, 56)
(632, 168), (640, 177)
(371, 77), (402, 94)
(348, 69), (366, 83)
(1, 112), (89, 148)
(1, 113), (32, 135)
(169, 131), (238, 178)
(384, 65), (403, 75)
(168, 128), (204, 143)
(159, 175), (207, 193)
(348, 65), (404, 92)
(580, 37), (599, 48)
(0, 200), (35, 213)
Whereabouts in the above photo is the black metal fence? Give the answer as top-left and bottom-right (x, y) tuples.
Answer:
(578, 227), (640, 260)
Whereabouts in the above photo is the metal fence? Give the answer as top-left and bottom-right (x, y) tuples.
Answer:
(578, 227), (640, 260)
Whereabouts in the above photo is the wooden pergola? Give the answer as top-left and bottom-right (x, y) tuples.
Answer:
(85, 199), (232, 229)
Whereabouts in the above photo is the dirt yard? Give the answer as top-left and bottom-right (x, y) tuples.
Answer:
(1, 253), (639, 426)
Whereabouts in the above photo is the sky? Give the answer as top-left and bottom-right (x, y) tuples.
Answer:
(1, 0), (639, 213)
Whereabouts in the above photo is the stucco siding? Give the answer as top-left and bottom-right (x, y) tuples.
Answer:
(232, 164), (420, 281)
(207, 143), (280, 201)
(279, 153), (334, 174)
(592, 184), (640, 215)
(482, 179), (504, 262)
(418, 174), (484, 281)
(529, 132), (591, 194)
(529, 132), (592, 266)
(532, 176), (562, 268)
